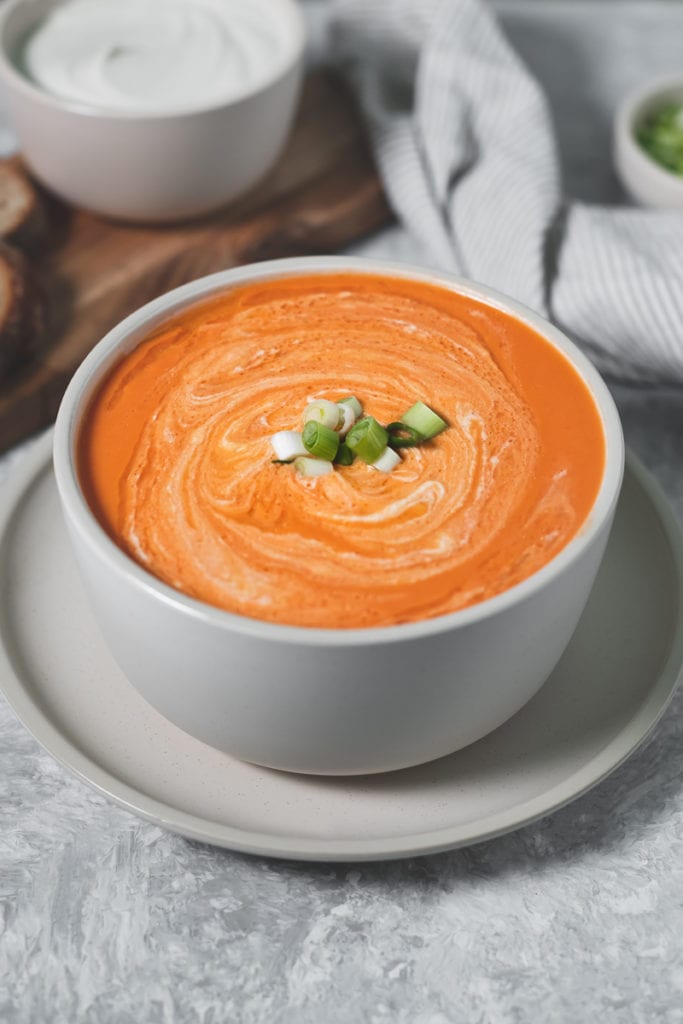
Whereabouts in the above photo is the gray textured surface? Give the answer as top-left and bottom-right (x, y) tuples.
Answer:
(1, 3), (683, 1021)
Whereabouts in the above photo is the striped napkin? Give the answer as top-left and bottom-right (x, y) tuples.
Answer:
(330, 0), (683, 385)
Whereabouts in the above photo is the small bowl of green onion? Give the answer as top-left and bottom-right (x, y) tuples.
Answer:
(614, 75), (683, 208)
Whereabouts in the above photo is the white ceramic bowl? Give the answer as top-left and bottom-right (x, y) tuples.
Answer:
(53, 257), (625, 776)
(614, 74), (683, 208)
(0, 0), (305, 222)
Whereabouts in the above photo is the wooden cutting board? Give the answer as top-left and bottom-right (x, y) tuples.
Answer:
(0, 71), (391, 455)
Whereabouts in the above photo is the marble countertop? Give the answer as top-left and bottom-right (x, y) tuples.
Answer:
(2, 3), (682, 1021)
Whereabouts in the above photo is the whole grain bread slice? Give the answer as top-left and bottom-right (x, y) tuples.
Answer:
(0, 160), (45, 249)
(0, 241), (45, 382)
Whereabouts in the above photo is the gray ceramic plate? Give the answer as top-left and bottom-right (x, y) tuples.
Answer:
(0, 432), (682, 862)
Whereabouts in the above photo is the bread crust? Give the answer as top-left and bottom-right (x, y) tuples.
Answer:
(0, 241), (46, 382)
(0, 160), (45, 249)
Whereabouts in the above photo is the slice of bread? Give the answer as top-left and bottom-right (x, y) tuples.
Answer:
(0, 160), (45, 249)
(0, 241), (45, 383)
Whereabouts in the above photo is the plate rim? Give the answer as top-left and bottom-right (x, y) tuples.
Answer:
(0, 430), (682, 862)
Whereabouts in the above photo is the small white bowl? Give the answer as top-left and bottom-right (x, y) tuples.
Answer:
(0, 0), (305, 222)
(614, 74), (683, 208)
(53, 257), (625, 776)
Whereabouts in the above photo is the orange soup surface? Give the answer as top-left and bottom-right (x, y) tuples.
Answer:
(79, 273), (606, 628)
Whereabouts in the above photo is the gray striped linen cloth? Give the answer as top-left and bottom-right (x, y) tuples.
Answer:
(329, 0), (683, 386)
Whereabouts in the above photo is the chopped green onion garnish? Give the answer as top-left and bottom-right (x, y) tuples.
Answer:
(636, 103), (683, 177)
(338, 396), (363, 419)
(334, 442), (356, 466)
(346, 416), (389, 464)
(272, 394), (448, 478)
(386, 421), (424, 448)
(294, 457), (334, 478)
(371, 446), (402, 473)
(303, 399), (341, 430)
(302, 421), (339, 461)
(400, 402), (448, 440)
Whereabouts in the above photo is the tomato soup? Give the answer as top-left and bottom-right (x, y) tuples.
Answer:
(78, 273), (606, 628)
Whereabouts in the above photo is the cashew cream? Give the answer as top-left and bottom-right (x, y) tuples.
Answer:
(20, 0), (294, 113)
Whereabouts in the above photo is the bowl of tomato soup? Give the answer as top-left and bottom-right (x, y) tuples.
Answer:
(53, 258), (624, 775)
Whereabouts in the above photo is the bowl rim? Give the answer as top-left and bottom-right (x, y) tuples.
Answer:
(53, 255), (625, 647)
(614, 72), (683, 191)
(0, 0), (306, 120)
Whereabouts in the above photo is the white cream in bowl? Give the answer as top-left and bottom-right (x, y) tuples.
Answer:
(0, 0), (305, 220)
(19, 0), (294, 114)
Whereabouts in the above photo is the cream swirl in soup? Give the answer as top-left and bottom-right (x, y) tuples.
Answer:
(20, 0), (292, 113)
(79, 273), (605, 628)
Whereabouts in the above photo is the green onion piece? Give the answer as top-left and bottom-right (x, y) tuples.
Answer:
(346, 416), (389, 464)
(337, 396), (363, 419)
(386, 421), (424, 448)
(337, 403), (357, 436)
(303, 399), (341, 430)
(302, 421), (339, 461)
(334, 442), (356, 466)
(270, 430), (308, 461)
(294, 457), (334, 478)
(400, 402), (448, 439)
(371, 446), (402, 473)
